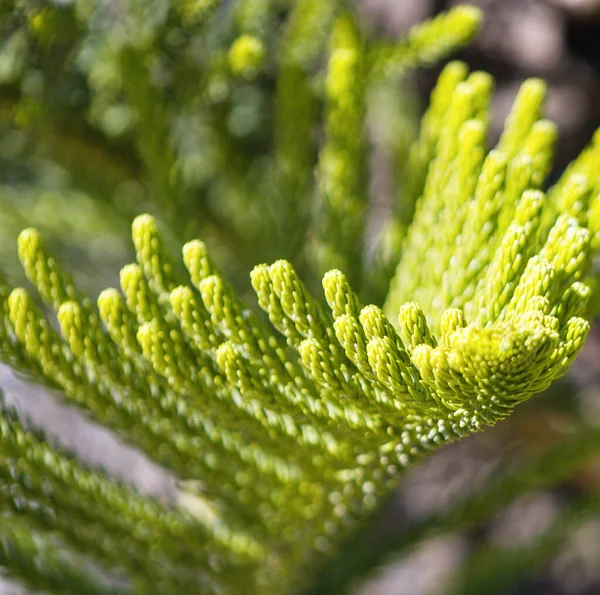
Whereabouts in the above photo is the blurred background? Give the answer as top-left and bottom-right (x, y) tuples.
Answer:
(1, 1), (600, 593)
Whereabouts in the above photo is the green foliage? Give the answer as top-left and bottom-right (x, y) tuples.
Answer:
(0, 0), (481, 288)
(1, 2), (600, 594)
(313, 423), (600, 592)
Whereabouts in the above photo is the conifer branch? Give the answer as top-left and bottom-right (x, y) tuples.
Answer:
(368, 6), (482, 80)
(310, 424), (600, 594)
(315, 13), (367, 286)
(0, 515), (126, 595)
(1, 4), (600, 592)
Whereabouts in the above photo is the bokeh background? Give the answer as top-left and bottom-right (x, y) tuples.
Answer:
(1, 1), (600, 593)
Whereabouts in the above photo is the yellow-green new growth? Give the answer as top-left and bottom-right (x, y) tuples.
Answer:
(228, 35), (265, 79)
(1, 55), (600, 594)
